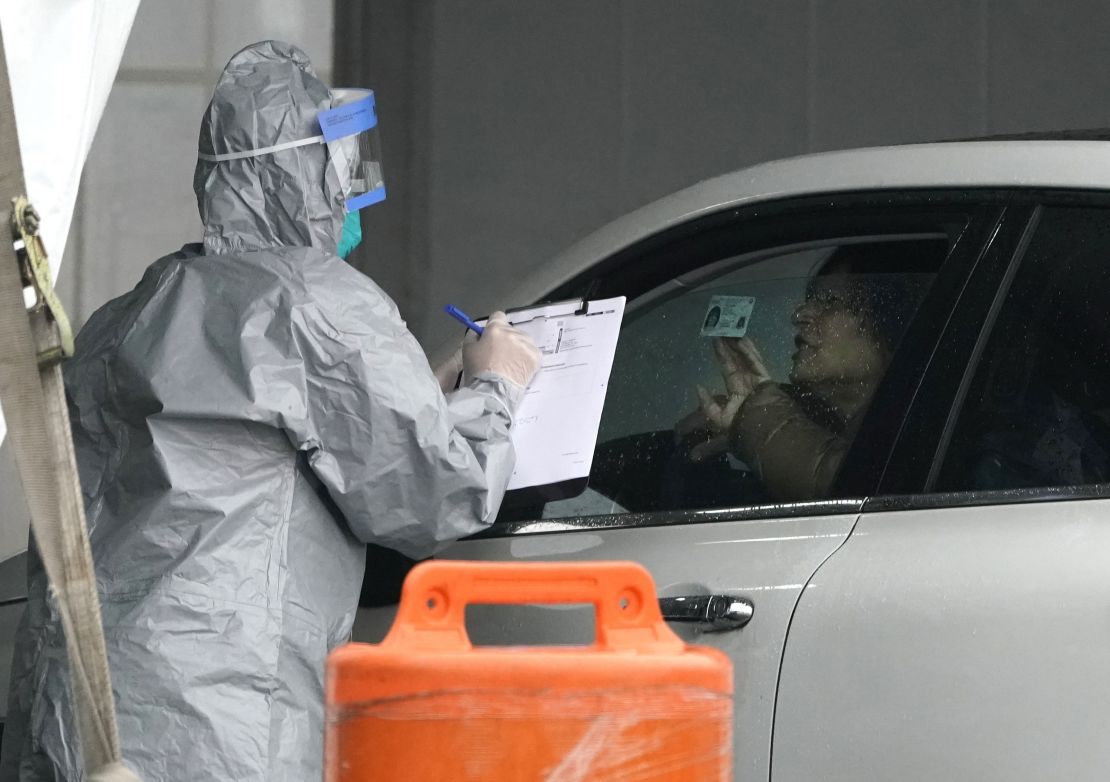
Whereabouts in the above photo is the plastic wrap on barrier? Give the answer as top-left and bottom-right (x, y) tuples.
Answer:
(325, 561), (733, 781)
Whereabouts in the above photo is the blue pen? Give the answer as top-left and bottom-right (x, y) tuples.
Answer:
(443, 304), (485, 335)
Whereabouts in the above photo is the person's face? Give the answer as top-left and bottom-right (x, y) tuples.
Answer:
(789, 275), (887, 386)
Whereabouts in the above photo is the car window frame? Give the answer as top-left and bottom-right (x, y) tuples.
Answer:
(484, 190), (1012, 536)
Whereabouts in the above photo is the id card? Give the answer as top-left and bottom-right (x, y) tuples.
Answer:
(700, 295), (755, 338)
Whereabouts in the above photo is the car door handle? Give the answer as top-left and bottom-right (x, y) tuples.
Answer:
(658, 595), (754, 631)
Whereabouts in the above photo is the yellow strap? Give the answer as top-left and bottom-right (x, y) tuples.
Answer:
(10, 195), (73, 364)
(0, 24), (135, 782)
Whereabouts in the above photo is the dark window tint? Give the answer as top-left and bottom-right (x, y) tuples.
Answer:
(937, 207), (1110, 491)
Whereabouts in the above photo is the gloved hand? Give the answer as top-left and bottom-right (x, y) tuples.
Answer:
(462, 311), (542, 388)
(432, 347), (464, 393)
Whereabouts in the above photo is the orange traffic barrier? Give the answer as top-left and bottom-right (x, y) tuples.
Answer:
(325, 560), (732, 781)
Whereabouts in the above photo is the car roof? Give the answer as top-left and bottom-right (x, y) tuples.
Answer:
(500, 139), (1110, 311)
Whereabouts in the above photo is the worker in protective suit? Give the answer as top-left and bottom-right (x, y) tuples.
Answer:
(1, 40), (541, 781)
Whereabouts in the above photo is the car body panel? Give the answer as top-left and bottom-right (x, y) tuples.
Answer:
(773, 499), (1110, 782)
(353, 512), (858, 782)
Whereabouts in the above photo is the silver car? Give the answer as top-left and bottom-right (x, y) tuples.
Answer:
(5, 137), (1110, 779)
(357, 136), (1110, 781)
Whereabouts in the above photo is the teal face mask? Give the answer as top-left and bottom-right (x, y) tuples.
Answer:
(337, 210), (363, 259)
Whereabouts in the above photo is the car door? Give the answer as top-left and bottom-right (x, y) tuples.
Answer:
(354, 192), (1005, 782)
(772, 197), (1110, 781)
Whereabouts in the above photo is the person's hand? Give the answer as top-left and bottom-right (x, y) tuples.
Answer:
(685, 337), (772, 462)
(462, 311), (542, 388)
(432, 347), (464, 393)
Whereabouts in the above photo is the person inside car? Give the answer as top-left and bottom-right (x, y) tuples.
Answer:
(677, 244), (933, 501)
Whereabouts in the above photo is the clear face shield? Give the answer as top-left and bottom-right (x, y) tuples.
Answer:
(320, 89), (386, 212)
(196, 87), (387, 215)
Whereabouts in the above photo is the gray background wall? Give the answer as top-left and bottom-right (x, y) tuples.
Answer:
(337, 0), (1110, 354)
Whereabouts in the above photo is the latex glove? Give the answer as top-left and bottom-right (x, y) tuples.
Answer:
(462, 311), (542, 388)
(432, 347), (464, 393)
(688, 337), (772, 462)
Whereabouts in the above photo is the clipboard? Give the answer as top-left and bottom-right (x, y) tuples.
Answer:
(466, 296), (627, 503)
(504, 296), (588, 320)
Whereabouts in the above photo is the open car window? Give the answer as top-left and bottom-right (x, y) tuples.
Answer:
(493, 234), (949, 522)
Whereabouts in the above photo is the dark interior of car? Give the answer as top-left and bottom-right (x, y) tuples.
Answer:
(940, 206), (1110, 491)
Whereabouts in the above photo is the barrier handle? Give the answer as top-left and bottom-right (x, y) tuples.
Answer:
(382, 560), (684, 653)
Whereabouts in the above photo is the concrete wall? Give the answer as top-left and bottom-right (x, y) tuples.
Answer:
(336, 0), (1110, 356)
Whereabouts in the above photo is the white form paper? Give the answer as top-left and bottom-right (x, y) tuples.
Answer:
(486, 297), (626, 490)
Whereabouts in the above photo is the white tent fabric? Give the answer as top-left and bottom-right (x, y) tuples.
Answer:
(0, 0), (140, 444)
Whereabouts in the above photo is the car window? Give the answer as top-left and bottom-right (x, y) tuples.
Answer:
(499, 234), (948, 521)
(936, 207), (1110, 492)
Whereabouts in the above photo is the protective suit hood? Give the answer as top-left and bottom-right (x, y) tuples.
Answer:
(194, 40), (344, 255)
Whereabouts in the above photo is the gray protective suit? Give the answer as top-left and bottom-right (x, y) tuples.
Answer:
(1, 41), (521, 781)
